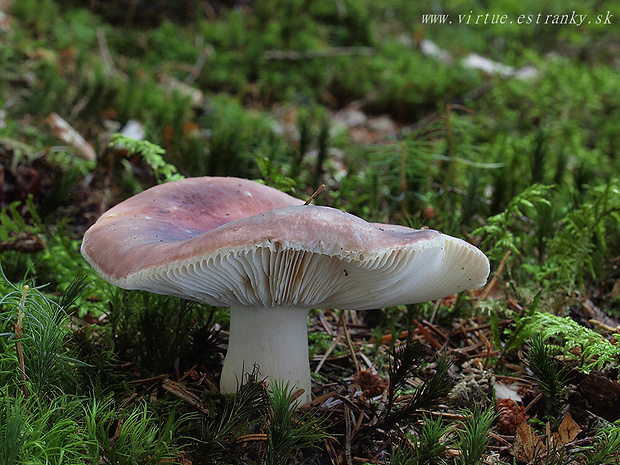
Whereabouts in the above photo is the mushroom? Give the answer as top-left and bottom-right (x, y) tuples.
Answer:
(81, 176), (490, 405)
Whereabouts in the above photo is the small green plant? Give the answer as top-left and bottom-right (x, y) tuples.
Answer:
(0, 269), (87, 395)
(391, 415), (452, 465)
(542, 181), (620, 291)
(264, 381), (329, 465)
(455, 407), (498, 465)
(523, 334), (571, 417)
(577, 425), (620, 465)
(0, 395), (93, 464)
(109, 133), (184, 184)
(401, 350), (453, 413)
(86, 399), (185, 464)
(0, 397), (26, 465)
(255, 152), (297, 193)
(495, 290), (542, 358)
(107, 288), (198, 374)
(198, 97), (276, 178)
(473, 183), (552, 262)
(376, 340), (453, 431)
(521, 312), (620, 374)
(386, 337), (427, 414)
(192, 371), (266, 463)
(389, 445), (416, 465)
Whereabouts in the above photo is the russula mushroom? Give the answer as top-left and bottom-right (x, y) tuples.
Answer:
(81, 176), (490, 405)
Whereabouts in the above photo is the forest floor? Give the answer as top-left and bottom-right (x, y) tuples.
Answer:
(1, 1), (619, 464)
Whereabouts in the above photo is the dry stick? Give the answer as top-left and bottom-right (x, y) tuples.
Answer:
(342, 311), (360, 375)
(314, 325), (343, 374)
(423, 319), (449, 341)
(423, 410), (466, 421)
(415, 320), (443, 350)
(178, 364), (197, 383)
(236, 433), (268, 444)
(478, 330), (497, 369)
(127, 373), (169, 385)
(184, 44), (214, 85)
(428, 299), (442, 325)
(344, 405), (354, 465)
(480, 250), (512, 301)
(306, 389), (340, 407)
(96, 28), (115, 77)
(371, 390), (389, 426)
(291, 388), (305, 404)
(16, 285), (28, 398)
(358, 352), (377, 374)
(162, 378), (208, 414)
(458, 319), (513, 333)
(489, 431), (512, 446)
(119, 392), (139, 410)
(351, 409), (365, 438)
(323, 437), (339, 465)
(304, 184), (326, 205)
(524, 392), (543, 414)
(264, 47), (376, 61)
(319, 311), (336, 336)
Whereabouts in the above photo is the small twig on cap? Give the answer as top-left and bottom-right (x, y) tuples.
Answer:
(304, 184), (326, 205)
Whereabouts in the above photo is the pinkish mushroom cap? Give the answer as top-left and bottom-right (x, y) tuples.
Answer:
(81, 176), (490, 405)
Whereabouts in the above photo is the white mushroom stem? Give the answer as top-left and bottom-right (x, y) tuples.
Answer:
(220, 306), (312, 406)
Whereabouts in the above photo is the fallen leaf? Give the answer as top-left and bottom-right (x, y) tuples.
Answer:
(513, 420), (546, 463)
(553, 413), (581, 446)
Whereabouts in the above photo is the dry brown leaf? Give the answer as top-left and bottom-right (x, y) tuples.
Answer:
(552, 413), (581, 447)
(513, 420), (546, 463)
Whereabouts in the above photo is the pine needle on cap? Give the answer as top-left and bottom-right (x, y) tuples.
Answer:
(304, 184), (326, 205)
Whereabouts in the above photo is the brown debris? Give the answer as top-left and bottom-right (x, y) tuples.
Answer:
(352, 370), (388, 398)
(512, 414), (582, 464)
(0, 231), (45, 252)
(568, 372), (620, 422)
(497, 398), (529, 435)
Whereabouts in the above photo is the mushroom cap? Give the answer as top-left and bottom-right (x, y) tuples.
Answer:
(81, 177), (490, 310)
